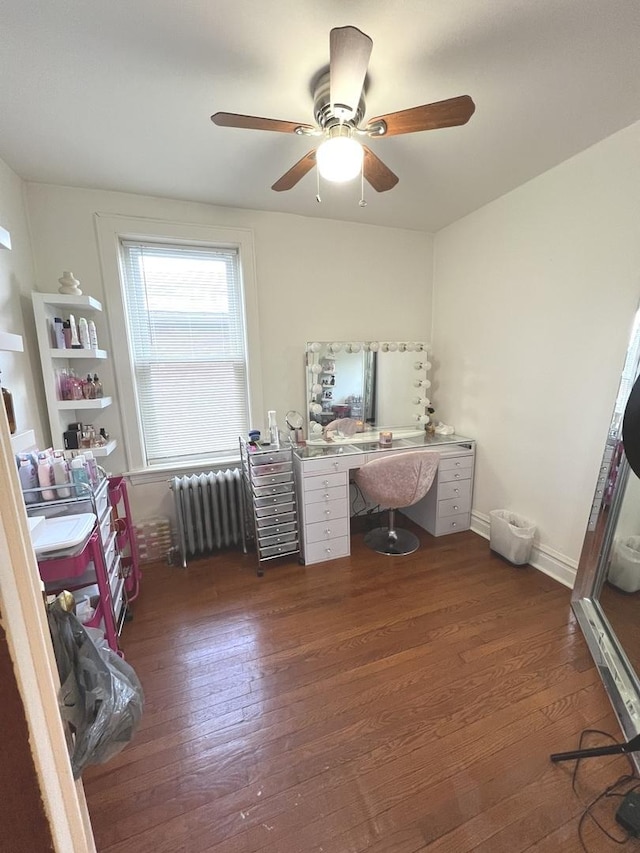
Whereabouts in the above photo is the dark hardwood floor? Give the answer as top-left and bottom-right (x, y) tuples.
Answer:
(83, 521), (637, 852)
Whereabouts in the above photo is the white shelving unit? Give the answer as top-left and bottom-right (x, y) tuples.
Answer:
(0, 331), (24, 352)
(32, 293), (118, 457)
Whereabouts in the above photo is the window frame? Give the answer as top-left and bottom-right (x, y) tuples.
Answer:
(95, 214), (264, 472)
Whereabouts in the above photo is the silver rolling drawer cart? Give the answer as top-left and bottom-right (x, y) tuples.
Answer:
(239, 437), (300, 576)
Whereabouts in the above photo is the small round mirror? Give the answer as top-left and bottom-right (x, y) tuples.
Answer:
(286, 410), (304, 431)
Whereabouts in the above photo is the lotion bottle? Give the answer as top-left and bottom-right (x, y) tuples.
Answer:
(52, 452), (71, 498)
(37, 452), (55, 500)
(78, 317), (90, 348)
(71, 456), (90, 491)
(88, 320), (99, 349)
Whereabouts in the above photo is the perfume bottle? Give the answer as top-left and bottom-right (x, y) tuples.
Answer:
(92, 373), (103, 398)
(0, 371), (16, 434)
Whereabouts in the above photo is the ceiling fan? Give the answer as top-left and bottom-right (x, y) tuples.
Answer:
(211, 26), (475, 194)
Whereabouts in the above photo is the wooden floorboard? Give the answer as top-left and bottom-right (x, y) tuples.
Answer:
(83, 525), (634, 852)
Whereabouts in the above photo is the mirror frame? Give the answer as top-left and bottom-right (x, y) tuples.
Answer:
(572, 309), (640, 763)
(305, 340), (431, 436)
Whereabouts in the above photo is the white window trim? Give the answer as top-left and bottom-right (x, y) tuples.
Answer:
(94, 214), (264, 472)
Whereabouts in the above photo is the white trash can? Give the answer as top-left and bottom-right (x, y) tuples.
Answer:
(609, 536), (640, 593)
(489, 510), (536, 566)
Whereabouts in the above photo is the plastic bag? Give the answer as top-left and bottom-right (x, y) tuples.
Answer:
(609, 536), (640, 593)
(47, 601), (144, 778)
(489, 509), (536, 566)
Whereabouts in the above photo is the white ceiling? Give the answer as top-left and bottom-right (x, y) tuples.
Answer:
(2, 0), (639, 232)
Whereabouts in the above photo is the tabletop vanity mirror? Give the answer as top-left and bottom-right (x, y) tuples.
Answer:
(305, 340), (432, 444)
(572, 307), (640, 763)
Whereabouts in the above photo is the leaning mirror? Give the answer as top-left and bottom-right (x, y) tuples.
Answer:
(572, 307), (640, 764)
(305, 341), (432, 440)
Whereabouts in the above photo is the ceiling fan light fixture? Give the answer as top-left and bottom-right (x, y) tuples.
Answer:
(316, 128), (363, 183)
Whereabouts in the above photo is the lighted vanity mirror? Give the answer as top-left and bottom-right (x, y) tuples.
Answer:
(305, 341), (432, 442)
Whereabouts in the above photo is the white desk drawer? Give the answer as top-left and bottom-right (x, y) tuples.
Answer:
(433, 513), (470, 536)
(439, 455), (473, 472)
(438, 467), (472, 484)
(304, 536), (350, 564)
(305, 517), (350, 544)
(304, 485), (347, 505)
(438, 480), (471, 502)
(303, 471), (347, 492)
(438, 495), (471, 518)
(301, 454), (361, 475)
(304, 499), (348, 524)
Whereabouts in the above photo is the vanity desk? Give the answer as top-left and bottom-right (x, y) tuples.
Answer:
(293, 431), (475, 565)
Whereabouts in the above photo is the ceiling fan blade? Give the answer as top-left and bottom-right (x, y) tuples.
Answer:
(362, 146), (398, 192)
(329, 26), (373, 121)
(271, 150), (317, 192)
(366, 95), (476, 137)
(211, 112), (313, 134)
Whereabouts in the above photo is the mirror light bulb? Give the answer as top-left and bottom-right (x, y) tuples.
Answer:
(312, 383), (322, 395)
(349, 342), (361, 353)
(330, 342), (343, 352)
(310, 402), (322, 414)
(368, 341), (380, 352)
(387, 342), (398, 352)
(308, 341), (321, 352)
(311, 364), (322, 375)
(414, 361), (426, 370)
(405, 342), (416, 352)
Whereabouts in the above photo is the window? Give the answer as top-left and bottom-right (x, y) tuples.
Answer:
(119, 240), (250, 465)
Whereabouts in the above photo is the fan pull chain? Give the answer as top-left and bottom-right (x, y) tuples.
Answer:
(359, 160), (367, 208)
(316, 168), (321, 203)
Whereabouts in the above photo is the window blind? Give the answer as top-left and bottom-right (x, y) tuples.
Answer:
(119, 240), (249, 465)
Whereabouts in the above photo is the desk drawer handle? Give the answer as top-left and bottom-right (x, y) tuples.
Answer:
(325, 547), (332, 554)
(323, 493), (330, 499)
(332, 462), (339, 469)
(451, 522), (457, 528)
(454, 474), (460, 479)
(322, 480), (329, 487)
(324, 509), (332, 516)
(453, 505), (459, 511)
(324, 528), (332, 535)
(453, 488), (460, 494)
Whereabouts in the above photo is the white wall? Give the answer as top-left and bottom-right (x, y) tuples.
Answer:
(0, 160), (48, 447)
(24, 183), (434, 520)
(432, 121), (640, 573)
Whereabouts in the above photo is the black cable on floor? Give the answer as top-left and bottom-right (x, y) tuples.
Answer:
(567, 728), (640, 851)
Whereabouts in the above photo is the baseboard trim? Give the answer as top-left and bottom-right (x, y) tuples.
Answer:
(470, 511), (578, 590)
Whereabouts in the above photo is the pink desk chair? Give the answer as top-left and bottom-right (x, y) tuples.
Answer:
(355, 451), (439, 555)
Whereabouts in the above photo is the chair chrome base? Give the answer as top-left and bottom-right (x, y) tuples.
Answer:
(363, 527), (420, 556)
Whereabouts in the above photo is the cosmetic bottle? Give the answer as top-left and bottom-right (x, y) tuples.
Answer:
(88, 320), (99, 350)
(83, 450), (99, 486)
(92, 374), (103, 398)
(62, 320), (72, 348)
(78, 317), (90, 348)
(53, 317), (66, 348)
(99, 427), (109, 444)
(68, 313), (81, 348)
(71, 457), (91, 490)
(83, 374), (97, 399)
(37, 452), (56, 500)
(19, 455), (40, 503)
(267, 410), (279, 446)
(52, 452), (71, 498)
(0, 371), (16, 434)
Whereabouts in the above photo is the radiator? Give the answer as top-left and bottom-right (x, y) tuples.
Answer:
(170, 469), (246, 567)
